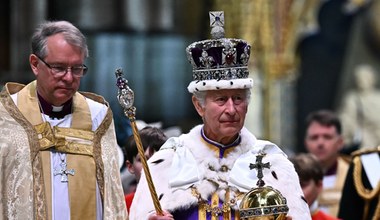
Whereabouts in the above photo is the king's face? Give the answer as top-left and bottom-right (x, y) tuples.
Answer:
(198, 89), (248, 145)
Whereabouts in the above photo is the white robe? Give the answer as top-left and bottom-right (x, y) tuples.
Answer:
(130, 125), (310, 220)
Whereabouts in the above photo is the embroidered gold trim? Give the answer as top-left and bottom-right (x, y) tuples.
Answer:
(55, 126), (94, 141)
(92, 106), (113, 201)
(353, 156), (380, 220)
(353, 157), (380, 200)
(352, 146), (380, 157)
(0, 85), (48, 219)
(35, 122), (95, 156)
(224, 188), (231, 220)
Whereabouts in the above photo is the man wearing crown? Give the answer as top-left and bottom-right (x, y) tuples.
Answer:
(129, 12), (310, 220)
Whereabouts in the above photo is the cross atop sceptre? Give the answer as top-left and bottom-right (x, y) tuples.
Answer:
(249, 153), (271, 187)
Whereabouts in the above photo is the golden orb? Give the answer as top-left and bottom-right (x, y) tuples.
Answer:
(239, 186), (289, 220)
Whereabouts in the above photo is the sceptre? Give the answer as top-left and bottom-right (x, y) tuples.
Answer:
(115, 68), (163, 215)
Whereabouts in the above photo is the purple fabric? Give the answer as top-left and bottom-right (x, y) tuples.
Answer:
(189, 40), (249, 69)
(171, 205), (237, 220)
(172, 206), (199, 220)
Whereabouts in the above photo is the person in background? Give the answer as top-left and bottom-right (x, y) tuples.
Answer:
(130, 11), (310, 220)
(290, 153), (341, 220)
(123, 126), (168, 213)
(0, 20), (127, 219)
(338, 146), (380, 220)
(304, 110), (349, 217)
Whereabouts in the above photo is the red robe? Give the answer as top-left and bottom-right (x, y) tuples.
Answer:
(312, 210), (341, 220)
(125, 192), (135, 214)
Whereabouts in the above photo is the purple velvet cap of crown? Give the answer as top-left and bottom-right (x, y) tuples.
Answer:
(189, 40), (249, 68)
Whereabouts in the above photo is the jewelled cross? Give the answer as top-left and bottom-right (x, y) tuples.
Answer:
(249, 153), (270, 187)
(209, 11), (225, 39)
(209, 11), (224, 28)
(54, 161), (75, 182)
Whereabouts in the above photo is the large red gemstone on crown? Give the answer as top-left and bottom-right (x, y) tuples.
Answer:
(226, 54), (235, 65)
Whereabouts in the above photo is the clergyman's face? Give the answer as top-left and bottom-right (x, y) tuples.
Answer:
(193, 89), (248, 145)
(30, 34), (85, 106)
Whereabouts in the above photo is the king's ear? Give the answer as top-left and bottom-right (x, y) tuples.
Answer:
(192, 95), (204, 117)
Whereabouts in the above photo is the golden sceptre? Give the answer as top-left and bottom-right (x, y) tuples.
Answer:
(115, 68), (163, 215)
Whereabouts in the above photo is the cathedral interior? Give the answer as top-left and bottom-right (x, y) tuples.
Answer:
(1, 0), (380, 153)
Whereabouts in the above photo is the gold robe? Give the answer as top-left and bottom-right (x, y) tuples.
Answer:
(0, 81), (128, 219)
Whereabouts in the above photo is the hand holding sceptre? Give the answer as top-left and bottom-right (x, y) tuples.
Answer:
(115, 68), (163, 215)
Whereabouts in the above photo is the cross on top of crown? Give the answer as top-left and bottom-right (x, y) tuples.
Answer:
(209, 11), (224, 28)
(209, 11), (225, 39)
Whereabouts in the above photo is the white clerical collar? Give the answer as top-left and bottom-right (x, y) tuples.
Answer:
(52, 105), (64, 112)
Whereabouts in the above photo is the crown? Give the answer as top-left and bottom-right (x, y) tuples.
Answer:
(186, 11), (253, 93)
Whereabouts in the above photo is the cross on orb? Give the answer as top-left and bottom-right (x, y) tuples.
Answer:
(249, 153), (271, 187)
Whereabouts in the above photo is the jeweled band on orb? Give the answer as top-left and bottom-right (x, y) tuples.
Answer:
(239, 204), (289, 219)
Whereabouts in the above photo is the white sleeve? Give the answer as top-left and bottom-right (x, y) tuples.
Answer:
(86, 98), (108, 131)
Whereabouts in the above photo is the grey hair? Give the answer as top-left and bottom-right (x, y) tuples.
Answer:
(193, 89), (252, 107)
(31, 20), (89, 58)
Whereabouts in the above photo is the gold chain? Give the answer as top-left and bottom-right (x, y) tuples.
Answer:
(191, 187), (243, 217)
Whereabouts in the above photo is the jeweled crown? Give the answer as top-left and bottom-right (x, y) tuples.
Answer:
(186, 11), (253, 93)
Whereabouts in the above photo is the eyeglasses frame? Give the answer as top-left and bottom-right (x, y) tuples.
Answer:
(34, 54), (88, 78)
